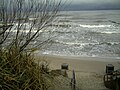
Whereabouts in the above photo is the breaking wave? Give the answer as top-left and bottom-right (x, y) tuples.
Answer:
(79, 24), (111, 28)
(50, 40), (120, 46)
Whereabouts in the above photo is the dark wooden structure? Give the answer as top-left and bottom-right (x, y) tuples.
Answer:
(104, 64), (120, 90)
(61, 63), (68, 70)
(106, 64), (114, 75)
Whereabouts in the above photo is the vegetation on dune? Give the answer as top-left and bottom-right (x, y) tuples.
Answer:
(0, 0), (62, 90)
(0, 48), (53, 90)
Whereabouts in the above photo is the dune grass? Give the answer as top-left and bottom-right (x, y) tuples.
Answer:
(0, 47), (54, 90)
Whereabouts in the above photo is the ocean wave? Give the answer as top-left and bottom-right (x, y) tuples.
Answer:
(87, 31), (120, 34)
(52, 30), (77, 34)
(7, 29), (50, 33)
(95, 20), (106, 23)
(79, 24), (111, 28)
(50, 39), (120, 46)
(99, 42), (120, 45)
(49, 23), (113, 29)
(50, 40), (97, 46)
(108, 20), (120, 25)
(100, 31), (120, 34)
(58, 20), (71, 22)
(70, 17), (106, 20)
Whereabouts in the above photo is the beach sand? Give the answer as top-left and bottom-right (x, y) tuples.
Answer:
(36, 55), (120, 90)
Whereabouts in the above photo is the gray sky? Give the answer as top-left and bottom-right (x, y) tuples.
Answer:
(69, 0), (120, 4)
(61, 0), (120, 10)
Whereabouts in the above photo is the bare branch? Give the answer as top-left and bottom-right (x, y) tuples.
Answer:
(0, 0), (62, 52)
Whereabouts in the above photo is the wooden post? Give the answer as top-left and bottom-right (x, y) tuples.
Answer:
(71, 70), (76, 90)
(115, 78), (119, 90)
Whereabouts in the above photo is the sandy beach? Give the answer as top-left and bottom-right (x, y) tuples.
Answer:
(36, 55), (120, 90)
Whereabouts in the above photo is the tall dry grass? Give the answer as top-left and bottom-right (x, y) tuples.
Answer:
(0, 47), (53, 90)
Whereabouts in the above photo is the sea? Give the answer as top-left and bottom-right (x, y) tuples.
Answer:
(35, 10), (120, 59)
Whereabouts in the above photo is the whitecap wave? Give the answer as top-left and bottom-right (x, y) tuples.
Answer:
(6, 22), (50, 33)
(53, 40), (97, 46)
(52, 40), (120, 46)
(7, 29), (47, 33)
(100, 31), (120, 34)
(79, 24), (111, 28)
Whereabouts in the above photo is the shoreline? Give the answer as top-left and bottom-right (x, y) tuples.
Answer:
(36, 54), (120, 74)
(37, 54), (120, 62)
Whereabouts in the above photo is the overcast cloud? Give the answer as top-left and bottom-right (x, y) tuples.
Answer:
(61, 0), (120, 10)
(69, 0), (120, 4)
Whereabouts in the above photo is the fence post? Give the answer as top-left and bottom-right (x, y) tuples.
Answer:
(71, 70), (76, 90)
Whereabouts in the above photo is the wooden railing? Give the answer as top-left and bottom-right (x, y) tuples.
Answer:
(104, 70), (120, 90)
